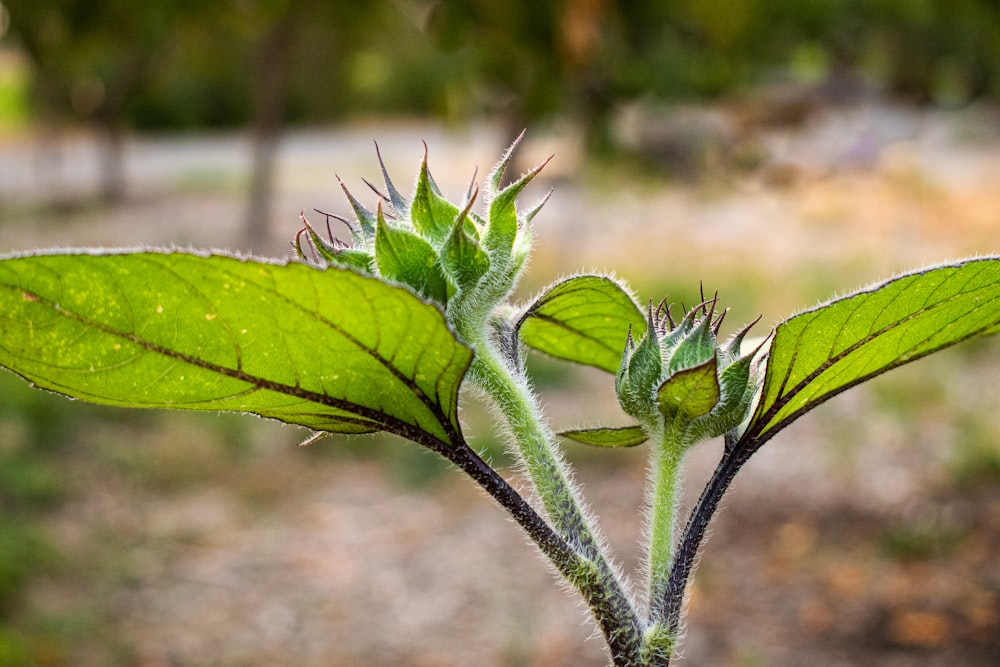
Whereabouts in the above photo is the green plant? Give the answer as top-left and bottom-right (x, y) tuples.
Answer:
(1, 137), (998, 665)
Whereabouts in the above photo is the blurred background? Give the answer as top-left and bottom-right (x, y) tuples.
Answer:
(1, 1), (1000, 665)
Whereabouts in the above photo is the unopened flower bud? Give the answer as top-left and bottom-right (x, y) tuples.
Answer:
(616, 293), (766, 447)
(296, 136), (547, 314)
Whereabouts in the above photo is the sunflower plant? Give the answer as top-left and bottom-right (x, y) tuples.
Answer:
(2, 137), (999, 665)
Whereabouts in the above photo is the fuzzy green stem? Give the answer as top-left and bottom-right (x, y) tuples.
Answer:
(471, 349), (597, 553)
(646, 420), (689, 626)
(446, 232), (646, 661)
(464, 324), (644, 663)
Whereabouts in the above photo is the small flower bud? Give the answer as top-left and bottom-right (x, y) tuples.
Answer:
(616, 293), (766, 446)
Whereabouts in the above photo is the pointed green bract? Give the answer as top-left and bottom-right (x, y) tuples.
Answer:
(0, 251), (472, 446)
(375, 209), (450, 304)
(440, 202), (490, 290)
(337, 175), (377, 239)
(619, 315), (662, 422)
(483, 185), (521, 258)
(375, 143), (409, 216)
(745, 257), (1000, 444)
(559, 425), (648, 448)
(328, 248), (377, 274)
(518, 275), (645, 373)
(411, 153), (461, 246)
(667, 314), (715, 373)
(656, 357), (720, 423)
(707, 352), (757, 433)
(298, 222), (374, 274)
(483, 158), (547, 258)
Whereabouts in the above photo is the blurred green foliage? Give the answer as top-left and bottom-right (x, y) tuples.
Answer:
(0, 372), (69, 665)
(881, 519), (965, 562)
(0, 519), (54, 617)
(0, 53), (28, 131)
(1, 0), (999, 147)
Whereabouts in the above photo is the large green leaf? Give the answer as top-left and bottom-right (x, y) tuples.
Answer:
(518, 275), (645, 373)
(745, 258), (1000, 444)
(0, 251), (472, 446)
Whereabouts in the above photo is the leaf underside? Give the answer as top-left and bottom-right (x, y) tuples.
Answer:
(559, 425), (648, 448)
(519, 275), (645, 373)
(0, 251), (472, 446)
(746, 257), (1000, 445)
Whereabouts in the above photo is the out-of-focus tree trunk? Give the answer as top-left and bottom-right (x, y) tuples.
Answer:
(31, 76), (69, 209)
(245, 19), (294, 252)
(95, 64), (143, 205)
(558, 0), (615, 158)
(94, 104), (128, 205)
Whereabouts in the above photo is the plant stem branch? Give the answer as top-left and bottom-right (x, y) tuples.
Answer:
(661, 447), (750, 639)
(417, 426), (641, 663)
(466, 331), (644, 664)
(646, 422), (687, 622)
(471, 352), (595, 553)
(434, 438), (577, 578)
